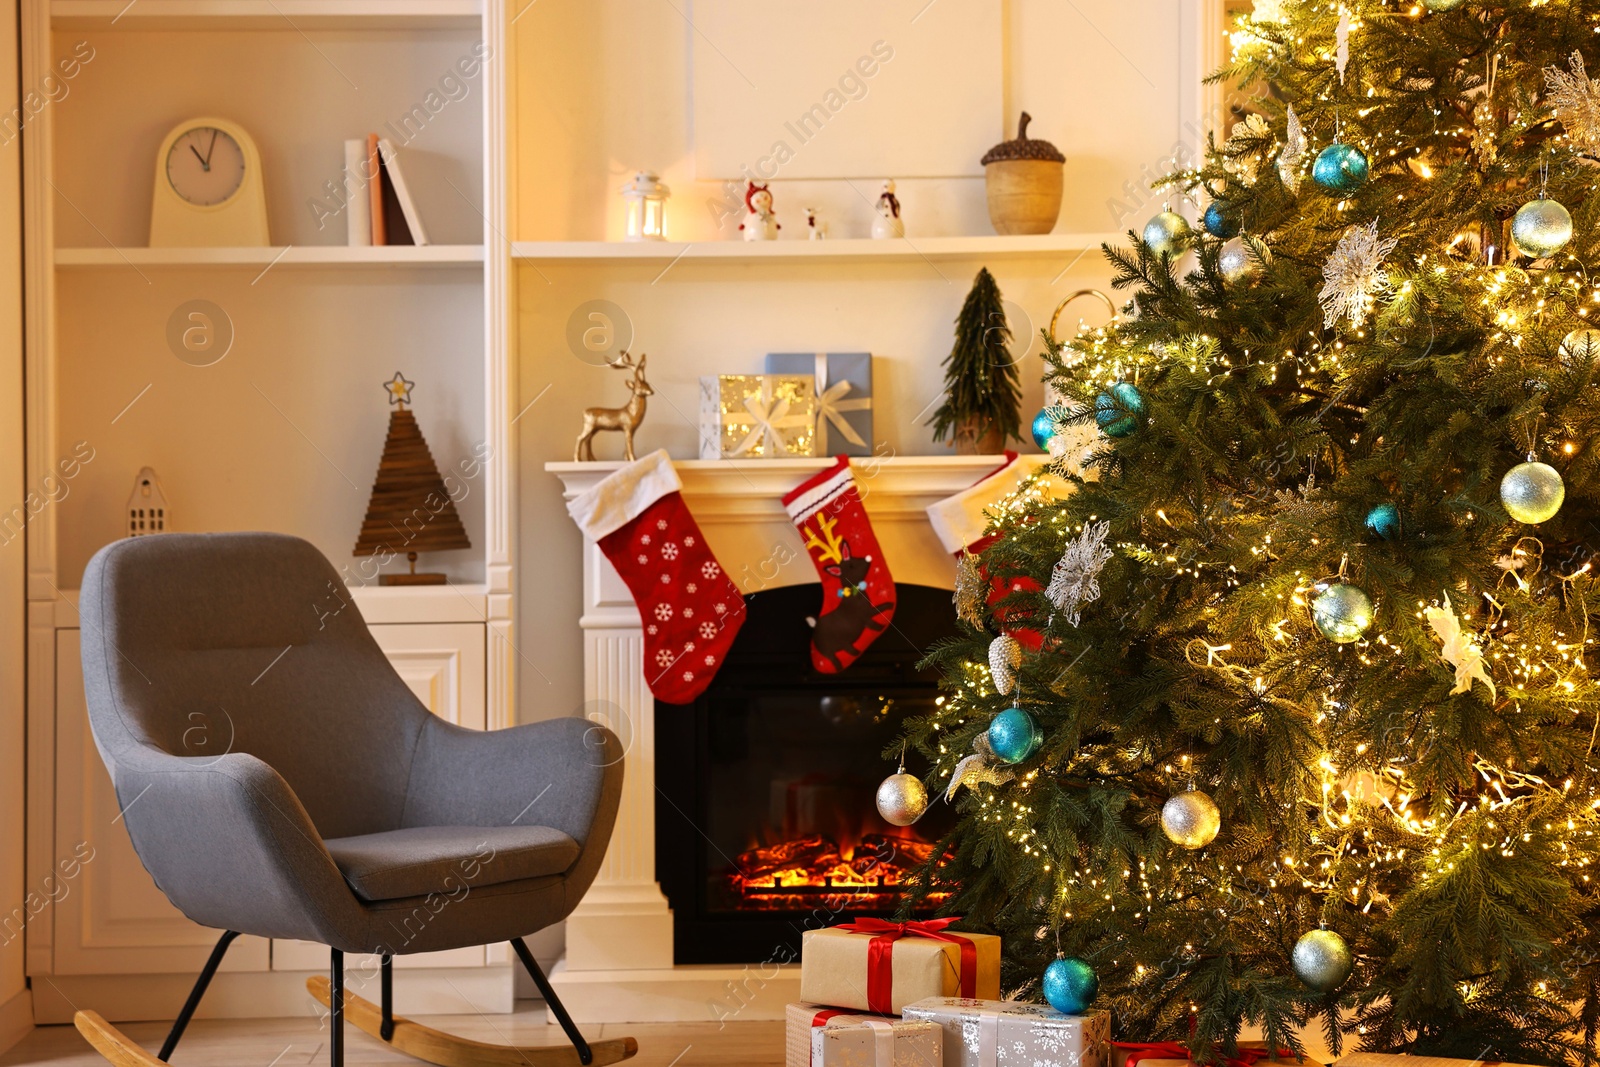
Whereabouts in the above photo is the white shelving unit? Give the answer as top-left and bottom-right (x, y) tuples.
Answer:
(20, 0), (515, 1021)
(56, 244), (486, 267)
(511, 233), (1121, 264)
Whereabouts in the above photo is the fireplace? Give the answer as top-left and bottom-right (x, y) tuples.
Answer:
(656, 582), (958, 965)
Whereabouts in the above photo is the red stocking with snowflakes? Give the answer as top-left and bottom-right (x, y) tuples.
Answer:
(567, 450), (745, 703)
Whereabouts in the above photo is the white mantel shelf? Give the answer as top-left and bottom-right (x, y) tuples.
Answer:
(512, 234), (1119, 264)
(51, 0), (480, 28)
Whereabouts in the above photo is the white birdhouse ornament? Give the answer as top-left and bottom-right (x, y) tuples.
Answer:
(127, 468), (170, 537)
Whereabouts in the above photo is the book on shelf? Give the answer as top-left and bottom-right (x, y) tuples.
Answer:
(342, 138), (372, 248)
(377, 139), (429, 247)
(367, 134), (385, 246)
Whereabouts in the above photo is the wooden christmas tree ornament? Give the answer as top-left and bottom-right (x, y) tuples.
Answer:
(354, 373), (471, 585)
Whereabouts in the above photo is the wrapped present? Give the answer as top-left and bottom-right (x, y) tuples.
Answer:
(784, 1002), (943, 1067)
(1113, 1040), (1326, 1067)
(1336, 1057), (1533, 1067)
(766, 352), (874, 457)
(699, 374), (817, 459)
(902, 997), (1110, 1067)
(800, 917), (1001, 1015)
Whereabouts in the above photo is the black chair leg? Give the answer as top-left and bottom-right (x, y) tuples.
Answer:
(510, 938), (592, 1066)
(329, 948), (344, 1067)
(379, 953), (395, 1041)
(157, 929), (239, 1062)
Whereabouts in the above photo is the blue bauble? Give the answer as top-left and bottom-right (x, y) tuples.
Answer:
(1312, 143), (1370, 194)
(1043, 957), (1099, 1014)
(1203, 202), (1238, 238)
(1031, 405), (1066, 450)
(1094, 382), (1144, 438)
(1365, 503), (1400, 540)
(987, 706), (1041, 765)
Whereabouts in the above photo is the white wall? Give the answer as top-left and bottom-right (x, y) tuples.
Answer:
(510, 0), (1196, 722)
(0, 0), (33, 1047)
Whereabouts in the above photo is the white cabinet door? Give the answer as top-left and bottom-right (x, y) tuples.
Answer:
(54, 622), (488, 976)
(51, 630), (272, 976)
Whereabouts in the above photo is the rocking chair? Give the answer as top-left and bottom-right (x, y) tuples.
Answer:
(73, 532), (634, 1067)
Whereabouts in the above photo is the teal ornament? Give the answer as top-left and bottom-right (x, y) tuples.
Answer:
(987, 706), (1041, 765)
(1365, 503), (1400, 540)
(1031, 405), (1066, 450)
(1511, 198), (1573, 258)
(1142, 210), (1191, 257)
(1311, 583), (1374, 643)
(1312, 143), (1370, 194)
(1292, 929), (1354, 992)
(1094, 382), (1143, 438)
(1042, 957), (1099, 1014)
(1203, 202), (1238, 238)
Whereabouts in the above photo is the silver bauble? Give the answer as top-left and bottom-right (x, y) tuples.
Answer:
(1143, 211), (1191, 258)
(1560, 328), (1600, 366)
(1292, 929), (1353, 992)
(1500, 460), (1565, 524)
(1160, 789), (1221, 849)
(1311, 583), (1374, 643)
(876, 772), (928, 826)
(1511, 198), (1573, 258)
(1218, 238), (1259, 283)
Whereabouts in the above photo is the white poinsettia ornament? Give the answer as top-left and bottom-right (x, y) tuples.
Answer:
(1320, 220), (1398, 329)
(1046, 520), (1113, 626)
(1545, 51), (1600, 156)
(1424, 593), (1495, 698)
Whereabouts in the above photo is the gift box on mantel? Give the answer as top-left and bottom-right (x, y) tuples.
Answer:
(698, 374), (817, 459)
(1113, 1040), (1327, 1067)
(902, 997), (1111, 1067)
(800, 917), (1001, 1016)
(765, 352), (874, 457)
(784, 1003), (943, 1067)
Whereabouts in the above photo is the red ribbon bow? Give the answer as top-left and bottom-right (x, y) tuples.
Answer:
(1112, 1042), (1298, 1067)
(835, 916), (978, 1014)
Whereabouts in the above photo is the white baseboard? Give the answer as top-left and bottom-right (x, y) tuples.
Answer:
(0, 986), (32, 1055)
(547, 958), (799, 1023)
(30, 966), (514, 1025)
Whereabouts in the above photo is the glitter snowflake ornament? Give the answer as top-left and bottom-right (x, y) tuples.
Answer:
(1320, 220), (1398, 329)
(1277, 105), (1306, 191)
(954, 552), (986, 628)
(1545, 51), (1600, 156)
(1046, 520), (1113, 626)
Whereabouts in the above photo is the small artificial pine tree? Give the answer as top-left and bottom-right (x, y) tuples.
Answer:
(928, 267), (1023, 448)
(897, 2), (1600, 1062)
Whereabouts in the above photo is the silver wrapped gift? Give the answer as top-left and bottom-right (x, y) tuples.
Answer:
(900, 997), (1110, 1067)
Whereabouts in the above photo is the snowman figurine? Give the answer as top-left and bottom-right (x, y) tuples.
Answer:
(871, 179), (904, 239)
(740, 181), (780, 241)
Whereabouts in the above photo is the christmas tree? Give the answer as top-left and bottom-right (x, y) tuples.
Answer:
(900, 2), (1600, 1061)
(929, 267), (1024, 452)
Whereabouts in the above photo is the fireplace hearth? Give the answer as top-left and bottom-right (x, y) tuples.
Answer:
(656, 582), (958, 965)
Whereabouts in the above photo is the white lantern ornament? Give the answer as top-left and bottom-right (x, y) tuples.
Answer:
(621, 171), (669, 242)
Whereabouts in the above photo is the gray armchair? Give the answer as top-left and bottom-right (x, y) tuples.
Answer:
(74, 532), (632, 1067)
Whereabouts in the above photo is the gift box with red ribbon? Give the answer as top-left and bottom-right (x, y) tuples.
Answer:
(799, 917), (1002, 1015)
(901, 997), (1110, 1067)
(783, 1002), (943, 1067)
(1112, 1040), (1325, 1067)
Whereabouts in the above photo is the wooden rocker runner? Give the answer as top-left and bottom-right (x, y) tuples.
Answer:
(70, 533), (634, 1067)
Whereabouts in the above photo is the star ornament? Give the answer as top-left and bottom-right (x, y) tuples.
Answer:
(1319, 220), (1399, 330)
(384, 371), (415, 406)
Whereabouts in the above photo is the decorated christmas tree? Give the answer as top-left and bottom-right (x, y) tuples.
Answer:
(900, 2), (1600, 1061)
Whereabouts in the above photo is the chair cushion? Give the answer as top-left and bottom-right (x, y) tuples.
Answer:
(323, 825), (581, 902)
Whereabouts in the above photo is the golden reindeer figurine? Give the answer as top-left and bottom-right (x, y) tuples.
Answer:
(574, 351), (653, 461)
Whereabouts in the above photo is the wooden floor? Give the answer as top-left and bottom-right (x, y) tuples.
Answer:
(0, 1007), (785, 1067)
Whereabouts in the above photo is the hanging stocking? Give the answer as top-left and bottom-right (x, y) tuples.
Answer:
(567, 450), (745, 704)
(782, 455), (897, 673)
(926, 452), (1059, 650)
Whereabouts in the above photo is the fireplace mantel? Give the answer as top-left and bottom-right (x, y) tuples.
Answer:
(543, 453), (1045, 1022)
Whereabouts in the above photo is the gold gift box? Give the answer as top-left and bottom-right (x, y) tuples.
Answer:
(783, 1003), (943, 1067)
(800, 927), (1002, 1015)
(698, 374), (817, 459)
